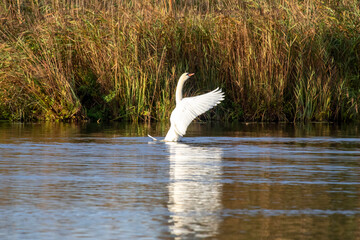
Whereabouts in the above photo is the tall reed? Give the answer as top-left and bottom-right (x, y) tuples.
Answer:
(1, 0), (359, 122)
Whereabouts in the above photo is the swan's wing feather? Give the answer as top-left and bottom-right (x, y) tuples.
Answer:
(170, 88), (224, 136)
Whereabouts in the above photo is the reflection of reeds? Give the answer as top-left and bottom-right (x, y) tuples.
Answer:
(1, 0), (359, 122)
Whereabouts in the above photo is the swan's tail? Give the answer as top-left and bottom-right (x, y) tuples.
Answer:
(147, 134), (158, 141)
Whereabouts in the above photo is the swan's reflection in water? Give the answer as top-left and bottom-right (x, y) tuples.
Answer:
(166, 142), (223, 239)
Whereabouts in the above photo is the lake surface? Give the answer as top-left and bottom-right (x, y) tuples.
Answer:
(0, 122), (359, 239)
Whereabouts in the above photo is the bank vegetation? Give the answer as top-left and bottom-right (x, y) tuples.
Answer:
(1, 0), (359, 122)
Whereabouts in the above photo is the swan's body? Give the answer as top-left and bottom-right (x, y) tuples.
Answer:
(157, 73), (224, 142)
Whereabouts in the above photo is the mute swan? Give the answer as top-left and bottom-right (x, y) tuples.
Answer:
(148, 73), (224, 142)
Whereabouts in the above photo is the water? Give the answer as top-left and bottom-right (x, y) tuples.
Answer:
(0, 122), (359, 239)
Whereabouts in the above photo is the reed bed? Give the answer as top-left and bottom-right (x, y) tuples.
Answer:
(1, 0), (359, 122)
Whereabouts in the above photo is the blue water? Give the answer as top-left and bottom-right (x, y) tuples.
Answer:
(0, 122), (359, 239)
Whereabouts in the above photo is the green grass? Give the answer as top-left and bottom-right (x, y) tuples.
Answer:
(1, 0), (359, 122)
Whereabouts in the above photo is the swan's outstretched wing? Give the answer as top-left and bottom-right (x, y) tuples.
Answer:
(170, 88), (224, 136)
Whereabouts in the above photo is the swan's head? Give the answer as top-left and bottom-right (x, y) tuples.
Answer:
(179, 72), (195, 82)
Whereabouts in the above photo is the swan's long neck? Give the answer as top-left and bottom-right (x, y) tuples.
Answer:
(175, 78), (186, 104)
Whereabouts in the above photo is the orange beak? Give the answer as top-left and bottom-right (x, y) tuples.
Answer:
(188, 73), (195, 77)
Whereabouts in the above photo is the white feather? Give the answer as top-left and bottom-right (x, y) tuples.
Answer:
(163, 73), (224, 142)
(169, 88), (224, 136)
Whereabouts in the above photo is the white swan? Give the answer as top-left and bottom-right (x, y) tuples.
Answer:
(149, 73), (224, 142)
